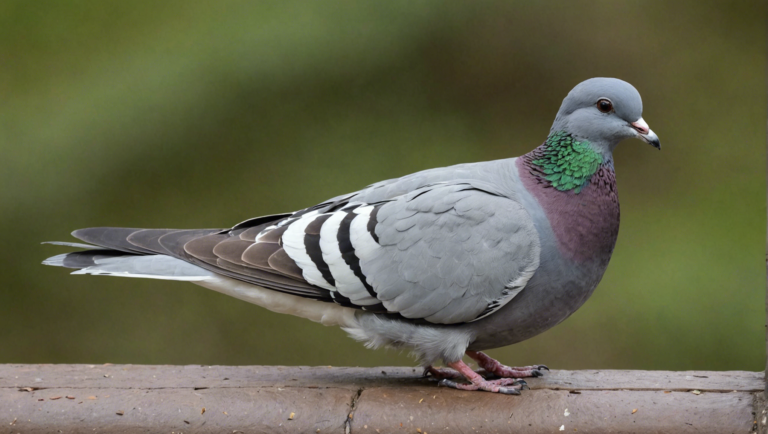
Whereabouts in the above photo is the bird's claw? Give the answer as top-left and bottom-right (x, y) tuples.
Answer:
(513, 379), (529, 390)
(538, 365), (550, 371)
(498, 386), (522, 395)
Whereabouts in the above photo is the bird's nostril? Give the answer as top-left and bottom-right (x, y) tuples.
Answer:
(631, 123), (649, 135)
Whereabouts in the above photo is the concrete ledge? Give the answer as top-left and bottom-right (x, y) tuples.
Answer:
(0, 364), (763, 433)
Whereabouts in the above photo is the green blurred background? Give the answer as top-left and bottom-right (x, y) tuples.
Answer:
(1, 1), (764, 371)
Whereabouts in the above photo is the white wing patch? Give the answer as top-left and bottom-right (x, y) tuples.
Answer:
(281, 212), (335, 290)
(349, 205), (381, 275)
(319, 211), (379, 305)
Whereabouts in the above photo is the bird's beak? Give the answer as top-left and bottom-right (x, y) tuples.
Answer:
(630, 118), (660, 150)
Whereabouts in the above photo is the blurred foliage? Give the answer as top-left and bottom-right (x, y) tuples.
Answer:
(0, 1), (764, 371)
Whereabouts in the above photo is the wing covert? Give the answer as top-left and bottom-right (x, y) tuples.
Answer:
(353, 181), (541, 324)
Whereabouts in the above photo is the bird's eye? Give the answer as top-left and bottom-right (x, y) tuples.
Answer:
(597, 99), (613, 113)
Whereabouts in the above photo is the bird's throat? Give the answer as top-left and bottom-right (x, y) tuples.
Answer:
(528, 131), (602, 193)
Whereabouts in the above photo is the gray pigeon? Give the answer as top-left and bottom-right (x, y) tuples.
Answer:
(44, 77), (659, 395)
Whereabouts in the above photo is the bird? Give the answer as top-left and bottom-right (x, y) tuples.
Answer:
(44, 77), (660, 395)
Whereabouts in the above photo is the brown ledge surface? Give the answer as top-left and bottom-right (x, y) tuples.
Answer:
(0, 364), (763, 433)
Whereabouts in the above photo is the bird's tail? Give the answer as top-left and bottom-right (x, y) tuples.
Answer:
(43, 231), (358, 327)
(42, 227), (216, 281)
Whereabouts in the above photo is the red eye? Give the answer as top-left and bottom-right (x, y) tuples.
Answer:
(597, 99), (613, 113)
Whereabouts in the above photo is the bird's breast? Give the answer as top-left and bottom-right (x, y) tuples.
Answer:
(517, 158), (620, 265)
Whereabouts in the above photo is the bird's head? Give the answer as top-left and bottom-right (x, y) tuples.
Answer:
(550, 77), (660, 158)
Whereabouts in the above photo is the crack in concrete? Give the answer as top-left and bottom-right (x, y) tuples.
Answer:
(344, 387), (364, 434)
(751, 391), (766, 433)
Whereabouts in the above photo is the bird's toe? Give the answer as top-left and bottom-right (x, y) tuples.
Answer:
(438, 379), (459, 389)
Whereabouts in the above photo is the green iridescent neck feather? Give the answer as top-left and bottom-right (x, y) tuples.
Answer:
(531, 131), (603, 194)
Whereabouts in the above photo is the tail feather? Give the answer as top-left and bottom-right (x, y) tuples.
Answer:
(71, 227), (157, 254)
(42, 241), (107, 250)
(44, 250), (214, 281)
(43, 250), (128, 269)
(156, 229), (223, 258)
(44, 227), (218, 281)
(70, 255), (214, 281)
(126, 229), (182, 255)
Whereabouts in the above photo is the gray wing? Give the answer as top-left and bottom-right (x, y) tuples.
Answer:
(46, 161), (540, 325)
(354, 181), (540, 324)
(255, 177), (540, 324)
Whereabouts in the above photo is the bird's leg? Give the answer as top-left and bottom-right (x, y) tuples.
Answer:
(466, 350), (549, 378)
(423, 366), (462, 380)
(437, 359), (528, 395)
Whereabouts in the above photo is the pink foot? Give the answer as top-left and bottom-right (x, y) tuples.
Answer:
(437, 360), (528, 395)
(466, 350), (549, 378)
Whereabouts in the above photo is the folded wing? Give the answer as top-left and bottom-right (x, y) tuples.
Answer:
(46, 179), (540, 324)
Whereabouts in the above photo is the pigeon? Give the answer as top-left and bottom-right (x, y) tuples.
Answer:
(43, 77), (659, 395)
